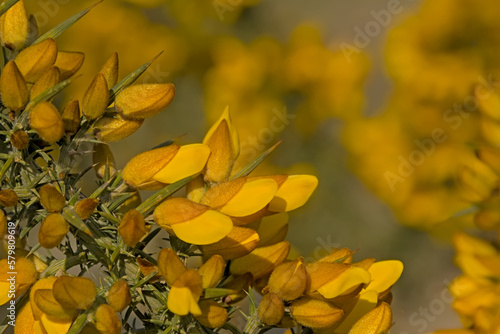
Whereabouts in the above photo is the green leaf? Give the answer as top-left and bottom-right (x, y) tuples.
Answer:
(204, 288), (238, 299)
(108, 51), (163, 103)
(232, 141), (281, 179)
(33, 1), (102, 44)
(0, 0), (19, 17)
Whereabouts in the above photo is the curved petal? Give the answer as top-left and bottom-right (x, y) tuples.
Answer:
(171, 210), (233, 245)
(317, 267), (371, 299)
(219, 178), (277, 217)
(363, 260), (403, 294)
(269, 175), (318, 212)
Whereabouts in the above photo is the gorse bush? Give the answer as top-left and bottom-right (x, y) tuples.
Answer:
(0, 1), (403, 334)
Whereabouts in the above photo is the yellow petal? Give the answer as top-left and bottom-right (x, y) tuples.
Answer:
(200, 226), (260, 260)
(317, 266), (371, 299)
(52, 276), (97, 310)
(0, 257), (37, 304)
(74, 198), (99, 220)
(39, 184), (65, 213)
(348, 302), (392, 334)
(269, 175), (318, 212)
(15, 38), (58, 83)
(154, 197), (209, 225)
(153, 144), (211, 184)
(95, 304), (121, 334)
(29, 102), (64, 143)
(257, 213), (289, 247)
(0, 188), (19, 207)
(167, 270), (203, 316)
(14, 304), (36, 334)
(118, 209), (146, 247)
(203, 106), (239, 159)
(94, 114), (144, 143)
(334, 290), (378, 333)
(194, 300), (228, 329)
(30, 66), (61, 99)
(198, 254), (225, 289)
(290, 297), (344, 329)
(453, 232), (497, 256)
(171, 210), (233, 245)
(100, 52), (119, 88)
(230, 241), (290, 279)
(82, 73), (109, 120)
(363, 260), (403, 294)
(33, 289), (77, 320)
(116, 83), (175, 119)
(40, 314), (72, 334)
(30, 277), (58, 320)
(107, 279), (132, 312)
(38, 213), (69, 249)
(61, 99), (81, 135)
(0, 0), (28, 50)
(157, 248), (187, 286)
(0, 60), (28, 111)
(54, 51), (85, 80)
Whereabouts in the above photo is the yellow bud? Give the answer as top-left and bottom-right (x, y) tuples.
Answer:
(116, 83), (175, 119)
(38, 213), (69, 249)
(0, 60), (28, 111)
(30, 66), (61, 99)
(106, 279), (131, 312)
(0, 0), (28, 50)
(100, 52), (119, 88)
(82, 73), (109, 120)
(203, 106), (239, 183)
(39, 184), (65, 212)
(268, 257), (308, 301)
(95, 304), (121, 334)
(290, 297), (344, 329)
(10, 130), (29, 150)
(94, 114), (144, 142)
(15, 38), (58, 83)
(230, 241), (290, 279)
(348, 302), (392, 334)
(198, 254), (225, 289)
(0, 189), (18, 207)
(74, 198), (99, 220)
(167, 269), (203, 316)
(200, 226), (260, 261)
(118, 209), (146, 247)
(195, 300), (228, 329)
(53, 276), (97, 310)
(33, 288), (77, 320)
(221, 273), (253, 304)
(29, 101), (64, 143)
(61, 99), (81, 135)
(258, 292), (285, 325)
(30, 276), (57, 320)
(158, 248), (187, 286)
(54, 51), (85, 80)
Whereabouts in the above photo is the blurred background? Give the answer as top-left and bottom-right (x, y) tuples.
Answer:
(26, 0), (500, 332)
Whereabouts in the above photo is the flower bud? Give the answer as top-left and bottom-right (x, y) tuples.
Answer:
(94, 114), (144, 142)
(33, 288), (77, 320)
(61, 99), (81, 135)
(0, 60), (29, 111)
(0, 189), (19, 207)
(39, 184), (65, 212)
(157, 248), (187, 286)
(116, 83), (175, 119)
(258, 292), (284, 325)
(100, 52), (119, 88)
(95, 304), (121, 334)
(30, 66), (61, 99)
(74, 198), (99, 220)
(53, 276), (97, 310)
(268, 257), (308, 301)
(82, 73), (109, 120)
(167, 269), (203, 316)
(10, 130), (29, 150)
(230, 241), (290, 279)
(107, 279), (131, 312)
(198, 254), (225, 289)
(38, 213), (69, 249)
(290, 297), (344, 329)
(348, 302), (392, 334)
(29, 101), (65, 143)
(54, 51), (85, 80)
(194, 300), (228, 328)
(200, 226), (260, 261)
(0, 0), (28, 50)
(118, 209), (146, 247)
(14, 38), (58, 83)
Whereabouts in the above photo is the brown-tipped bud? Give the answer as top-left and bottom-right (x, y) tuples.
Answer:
(14, 38), (58, 83)
(30, 66), (61, 99)
(93, 143), (116, 179)
(61, 99), (81, 135)
(115, 83), (175, 120)
(39, 184), (65, 212)
(198, 254), (225, 289)
(0, 189), (19, 207)
(53, 276), (97, 310)
(10, 130), (29, 150)
(29, 101), (64, 143)
(54, 51), (85, 80)
(100, 52), (119, 88)
(0, 60), (29, 111)
(195, 300), (228, 329)
(349, 302), (393, 334)
(157, 248), (187, 286)
(82, 73), (109, 120)
(38, 213), (69, 248)
(200, 226), (260, 261)
(95, 304), (121, 334)
(74, 198), (99, 220)
(107, 279), (132, 312)
(117, 209), (146, 247)
(221, 273), (253, 304)
(94, 115), (144, 142)
(258, 292), (285, 326)
(268, 257), (308, 301)
(0, 0), (28, 50)
(290, 297), (344, 329)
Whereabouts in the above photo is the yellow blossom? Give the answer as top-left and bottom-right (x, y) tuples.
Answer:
(167, 269), (203, 316)
(0, 60), (29, 111)
(14, 38), (58, 83)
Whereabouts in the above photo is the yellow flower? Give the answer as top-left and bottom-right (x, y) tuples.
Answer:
(290, 296), (344, 329)
(106, 279), (132, 312)
(14, 38), (58, 83)
(95, 304), (121, 334)
(29, 102), (65, 143)
(118, 209), (146, 247)
(167, 269), (203, 316)
(258, 292), (284, 325)
(38, 213), (69, 249)
(94, 114), (144, 142)
(82, 72), (109, 120)
(194, 300), (228, 329)
(199, 226), (260, 260)
(0, 60), (28, 111)
(230, 241), (290, 279)
(198, 254), (225, 289)
(0, 257), (37, 305)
